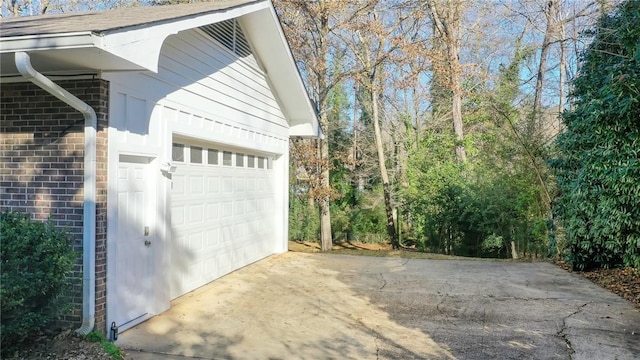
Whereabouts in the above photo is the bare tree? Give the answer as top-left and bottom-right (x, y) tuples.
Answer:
(338, 0), (427, 248)
(423, 0), (467, 163)
(516, 0), (604, 120)
(275, 0), (363, 251)
(533, 0), (560, 117)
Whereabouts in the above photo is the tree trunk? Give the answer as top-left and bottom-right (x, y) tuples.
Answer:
(412, 87), (421, 150)
(533, 0), (558, 118)
(318, 10), (333, 252)
(371, 77), (399, 249)
(319, 99), (332, 252)
(511, 241), (518, 259)
(448, 15), (466, 163)
(559, 19), (566, 131)
(11, 0), (19, 16)
(452, 80), (466, 163)
(427, 0), (467, 163)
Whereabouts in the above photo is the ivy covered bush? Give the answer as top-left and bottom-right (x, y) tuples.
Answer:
(0, 211), (77, 356)
(550, 0), (640, 270)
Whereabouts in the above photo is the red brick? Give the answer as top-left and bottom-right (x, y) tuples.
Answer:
(1, 79), (109, 331)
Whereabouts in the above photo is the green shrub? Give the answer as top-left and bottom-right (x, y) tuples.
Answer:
(349, 211), (388, 244)
(1, 211), (77, 356)
(481, 234), (505, 257)
(549, 0), (640, 270)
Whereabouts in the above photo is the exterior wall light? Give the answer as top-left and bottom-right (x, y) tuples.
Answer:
(161, 162), (178, 174)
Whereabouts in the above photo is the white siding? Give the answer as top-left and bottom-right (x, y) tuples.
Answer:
(105, 27), (290, 331)
(106, 28), (290, 150)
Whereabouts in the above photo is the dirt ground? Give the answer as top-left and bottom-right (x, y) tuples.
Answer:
(9, 240), (639, 360)
(6, 330), (115, 360)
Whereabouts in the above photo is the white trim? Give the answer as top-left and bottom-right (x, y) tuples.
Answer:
(240, 8), (320, 138)
(0, 32), (97, 52)
(0, 73), (100, 83)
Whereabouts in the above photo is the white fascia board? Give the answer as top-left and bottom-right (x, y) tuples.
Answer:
(290, 122), (324, 139)
(0, 32), (98, 53)
(241, 7), (320, 139)
(265, 5), (320, 136)
(99, 0), (271, 72)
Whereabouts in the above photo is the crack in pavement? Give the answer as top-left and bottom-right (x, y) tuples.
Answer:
(435, 293), (458, 327)
(374, 331), (381, 360)
(436, 295), (445, 314)
(379, 273), (387, 290)
(557, 302), (590, 359)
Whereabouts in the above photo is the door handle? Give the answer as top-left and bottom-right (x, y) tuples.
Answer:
(144, 240), (151, 247)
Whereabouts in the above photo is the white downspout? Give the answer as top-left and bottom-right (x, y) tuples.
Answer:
(15, 52), (97, 336)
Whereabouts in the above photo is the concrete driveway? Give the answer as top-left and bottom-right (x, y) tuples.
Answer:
(117, 252), (640, 359)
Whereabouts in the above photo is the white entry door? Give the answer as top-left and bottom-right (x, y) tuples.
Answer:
(113, 155), (155, 328)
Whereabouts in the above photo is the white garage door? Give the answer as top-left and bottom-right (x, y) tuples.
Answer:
(170, 140), (276, 299)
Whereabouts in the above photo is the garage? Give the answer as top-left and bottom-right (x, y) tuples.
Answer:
(0, 0), (320, 336)
(169, 138), (276, 299)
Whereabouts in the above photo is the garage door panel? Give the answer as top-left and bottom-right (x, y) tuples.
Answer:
(234, 200), (245, 216)
(246, 178), (256, 191)
(188, 204), (204, 224)
(206, 203), (219, 220)
(172, 174), (186, 194)
(172, 205), (185, 226)
(234, 177), (245, 192)
(207, 177), (219, 193)
(222, 177), (233, 192)
(171, 141), (276, 300)
(188, 232), (203, 251)
(203, 243), (220, 258)
(189, 175), (205, 194)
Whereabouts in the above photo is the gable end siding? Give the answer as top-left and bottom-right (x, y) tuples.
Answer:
(0, 79), (109, 333)
(105, 27), (290, 156)
(158, 28), (289, 134)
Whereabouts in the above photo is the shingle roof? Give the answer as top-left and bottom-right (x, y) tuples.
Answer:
(0, 0), (260, 37)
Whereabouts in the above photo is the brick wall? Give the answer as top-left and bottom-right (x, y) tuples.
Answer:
(0, 79), (109, 332)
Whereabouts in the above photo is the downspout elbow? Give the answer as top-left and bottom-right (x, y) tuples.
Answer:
(15, 52), (97, 336)
(15, 52), (96, 120)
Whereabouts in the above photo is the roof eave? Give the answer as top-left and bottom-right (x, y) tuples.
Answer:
(241, 7), (320, 139)
(289, 122), (324, 139)
(0, 0), (272, 73)
(95, 0), (272, 72)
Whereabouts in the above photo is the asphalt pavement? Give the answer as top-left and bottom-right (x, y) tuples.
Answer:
(117, 252), (640, 359)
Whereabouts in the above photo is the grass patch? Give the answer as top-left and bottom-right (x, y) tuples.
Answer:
(85, 331), (124, 360)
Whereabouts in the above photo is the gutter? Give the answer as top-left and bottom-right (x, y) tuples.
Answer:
(0, 32), (96, 53)
(15, 52), (97, 336)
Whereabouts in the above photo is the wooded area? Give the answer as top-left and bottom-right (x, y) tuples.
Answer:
(278, 0), (638, 270)
(3, 0), (638, 270)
